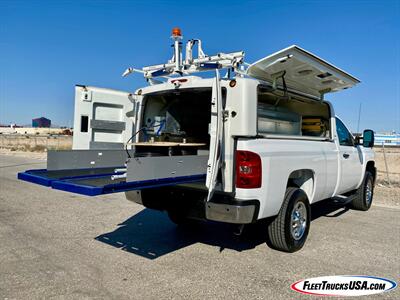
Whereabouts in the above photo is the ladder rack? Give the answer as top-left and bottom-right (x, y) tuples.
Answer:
(122, 28), (245, 80)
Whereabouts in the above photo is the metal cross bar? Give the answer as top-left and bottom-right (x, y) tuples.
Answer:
(123, 28), (246, 80)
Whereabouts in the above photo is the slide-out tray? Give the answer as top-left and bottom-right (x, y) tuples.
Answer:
(18, 167), (206, 196)
(18, 150), (208, 196)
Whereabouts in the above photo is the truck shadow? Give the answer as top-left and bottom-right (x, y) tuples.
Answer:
(95, 209), (267, 259)
(311, 198), (351, 220)
(95, 199), (350, 259)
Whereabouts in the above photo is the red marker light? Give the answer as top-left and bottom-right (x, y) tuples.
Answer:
(171, 79), (188, 84)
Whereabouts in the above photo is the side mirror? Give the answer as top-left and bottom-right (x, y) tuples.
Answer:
(363, 129), (374, 148)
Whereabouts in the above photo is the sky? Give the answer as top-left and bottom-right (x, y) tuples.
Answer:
(1, 0), (399, 132)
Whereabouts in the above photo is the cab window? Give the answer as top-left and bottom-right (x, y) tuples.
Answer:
(336, 117), (354, 146)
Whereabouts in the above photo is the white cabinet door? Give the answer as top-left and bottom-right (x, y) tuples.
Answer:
(73, 85), (135, 150)
(246, 45), (360, 98)
(206, 71), (223, 201)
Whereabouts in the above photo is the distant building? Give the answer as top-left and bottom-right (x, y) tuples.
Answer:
(32, 117), (51, 128)
(375, 132), (400, 147)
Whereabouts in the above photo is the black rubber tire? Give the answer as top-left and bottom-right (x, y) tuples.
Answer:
(350, 171), (374, 211)
(267, 187), (311, 253)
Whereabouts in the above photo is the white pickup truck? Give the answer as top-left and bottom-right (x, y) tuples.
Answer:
(19, 30), (376, 252)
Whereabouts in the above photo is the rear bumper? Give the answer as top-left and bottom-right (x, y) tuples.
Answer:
(206, 195), (260, 224)
(126, 185), (260, 224)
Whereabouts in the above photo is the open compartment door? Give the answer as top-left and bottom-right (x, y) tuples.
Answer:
(247, 45), (360, 98)
(206, 71), (223, 201)
(73, 85), (136, 150)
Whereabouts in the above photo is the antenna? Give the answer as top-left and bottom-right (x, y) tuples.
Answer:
(357, 102), (362, 133)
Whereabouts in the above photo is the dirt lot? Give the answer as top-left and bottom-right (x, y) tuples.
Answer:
(0, 151), (399, 299)
(375, 147), (400, 184)
(373, 147), (400, 208)
(0, 135), (72, 152)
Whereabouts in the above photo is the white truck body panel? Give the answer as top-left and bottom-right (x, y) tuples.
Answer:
(236, 138), (335, 218)
(235, 136), (373, 219)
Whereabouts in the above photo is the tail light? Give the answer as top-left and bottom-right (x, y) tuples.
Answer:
(235, 150), (262, 188)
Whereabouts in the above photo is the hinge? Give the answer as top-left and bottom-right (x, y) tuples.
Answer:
(319, 88), (331, 101)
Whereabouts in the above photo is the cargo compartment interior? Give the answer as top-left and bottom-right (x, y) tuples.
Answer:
(134, 88), (212, 156)
(257, 86), (331, 137)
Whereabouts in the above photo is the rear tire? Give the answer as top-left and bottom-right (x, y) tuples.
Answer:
(267, 187), (310, 252)
(350, 171), (374, 211)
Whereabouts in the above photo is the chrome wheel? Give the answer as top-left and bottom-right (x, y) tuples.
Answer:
(365, 179), (373, 206)
(291, 201), (307, 240)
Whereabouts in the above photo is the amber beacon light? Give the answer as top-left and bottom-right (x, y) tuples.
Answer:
(172, 27), (182, 37)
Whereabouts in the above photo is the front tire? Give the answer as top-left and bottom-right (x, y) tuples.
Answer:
(267, 187), (311, 252)
(350, 171), (374, 211)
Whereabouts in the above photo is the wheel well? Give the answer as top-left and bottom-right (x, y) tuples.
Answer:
(287, 169), (314, 201)
(366, 161), (376, 183)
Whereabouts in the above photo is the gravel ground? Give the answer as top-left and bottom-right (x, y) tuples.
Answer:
(374, 186), (400, 208)
(0, 154), (399, 299)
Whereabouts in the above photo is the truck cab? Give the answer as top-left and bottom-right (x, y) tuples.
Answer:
(18, 30), (376, 252)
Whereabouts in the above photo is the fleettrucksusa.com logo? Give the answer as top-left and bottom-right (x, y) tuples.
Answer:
(291, 275), (397, 297)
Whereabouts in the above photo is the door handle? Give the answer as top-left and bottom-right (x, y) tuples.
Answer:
(343, 153), (350, 159)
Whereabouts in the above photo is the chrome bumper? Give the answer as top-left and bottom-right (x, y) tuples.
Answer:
(205, 199), (259, 224)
